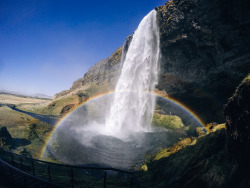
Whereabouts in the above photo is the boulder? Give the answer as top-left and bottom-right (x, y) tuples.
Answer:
(0, 126), (14, 148)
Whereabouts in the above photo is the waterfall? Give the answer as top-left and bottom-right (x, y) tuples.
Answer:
(105, 10), (160, 134)
(44, 9), (204, 169)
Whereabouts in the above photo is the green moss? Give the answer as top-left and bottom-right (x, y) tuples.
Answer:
(140, 164), (148, 171)
(196, 127), (206, 137)
(153, 137), (196, 161)
(152, 113), (184, 129)
(205, 123), (226, 133)
(243, 73), (250, 82)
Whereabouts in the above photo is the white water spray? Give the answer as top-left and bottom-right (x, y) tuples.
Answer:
(105, 10), (160, 134)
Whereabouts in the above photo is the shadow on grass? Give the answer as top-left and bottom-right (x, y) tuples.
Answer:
(13, 138), (31, 148)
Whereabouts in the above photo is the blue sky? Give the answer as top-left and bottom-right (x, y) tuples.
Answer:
(0, 0), (166, 96)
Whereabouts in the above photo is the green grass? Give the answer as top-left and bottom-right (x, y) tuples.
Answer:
(47, 95), (79, 115)
(19, 95), (79, 116)
(0, 106), (53, 158)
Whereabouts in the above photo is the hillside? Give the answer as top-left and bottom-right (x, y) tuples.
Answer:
(55, 46), (124, 99)
(0, 93), (50, 105)
(0, 106), (53, 158)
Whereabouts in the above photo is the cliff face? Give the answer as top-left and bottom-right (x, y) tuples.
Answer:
(55, 46), (123, 98)
(225, 75), (250, 167)
(54, 0), (250, 123)
(156, 0), (250, 123)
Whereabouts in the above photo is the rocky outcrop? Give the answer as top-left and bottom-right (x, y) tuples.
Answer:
(152, 113), (184, 129)
(0, 126), (14, 148)
(152, 137), (197, 161)
(225, 75), (250, 167)
(156, 0), (250, 123)
(60, 104), (75, 115)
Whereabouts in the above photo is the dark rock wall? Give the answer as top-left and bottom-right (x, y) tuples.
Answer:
(139, 75), (250, 188)
(225, 76), (250, 167)
(157, 0), (250, 123)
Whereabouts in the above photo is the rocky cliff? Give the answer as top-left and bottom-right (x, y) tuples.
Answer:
(54, 0), (250, 124)
(156, 0), (250, 123)
(225, 74), (250, 168)
(55, 46), (123, 99)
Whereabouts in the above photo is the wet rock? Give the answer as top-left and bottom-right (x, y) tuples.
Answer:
(157, 0), (250, 123)
(225, 75), (250, 167)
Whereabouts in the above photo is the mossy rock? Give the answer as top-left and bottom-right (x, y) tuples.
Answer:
(205, 122), (226, 133)
(153, 137), (197, 161)
(152, 113), (184, 129)
(77, 90), (89, 103)
(140, 164), (148, 171)
(195, 127), (206, 137)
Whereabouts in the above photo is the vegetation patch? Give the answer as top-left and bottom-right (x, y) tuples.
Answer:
(152, 112), (184, 129)
(242, 73), (250, 83)
(204, 122), (226, 133)
(153, 137), (197, 161)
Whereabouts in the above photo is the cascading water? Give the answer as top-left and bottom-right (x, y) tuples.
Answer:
(105, 10), (160, 134)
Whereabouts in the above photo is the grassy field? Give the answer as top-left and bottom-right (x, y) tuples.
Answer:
(0, 93), (50, 105)
(0, 106), (53, 158)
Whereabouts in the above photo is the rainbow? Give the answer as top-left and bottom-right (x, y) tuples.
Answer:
(39, 91), (205, 159)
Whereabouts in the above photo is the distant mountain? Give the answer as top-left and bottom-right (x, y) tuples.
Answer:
(31, 93), (52, 99)
(0, 90), (25, 96)
(0, 90), (52, 99)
